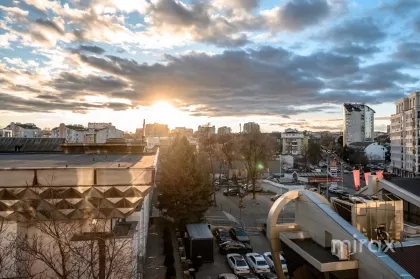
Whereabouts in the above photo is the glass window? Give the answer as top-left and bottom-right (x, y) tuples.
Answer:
(235, 231), (247, 236)
(236, 260), (247, 267)
(257, 260), (266, 265)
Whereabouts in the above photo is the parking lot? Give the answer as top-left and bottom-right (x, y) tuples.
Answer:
(198, 191), (294, 279)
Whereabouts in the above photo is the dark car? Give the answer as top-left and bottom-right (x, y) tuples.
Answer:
(219, 241), (253, 255)
(238, 274), (259, 279)
(223, 188), (245, 197)
(229, 228), (250, 244)
(214, 228), (232, 243)
(259, 272), (278, 279)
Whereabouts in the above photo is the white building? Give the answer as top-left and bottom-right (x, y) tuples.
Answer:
(365, 142), (387, 161)
(281, 128), (307, 155)
(343, 103), (375, 146)
(390, 92), (420, 177)
(95, 125), (124, 143)
(4, 122), (41, 138)
(0, 129), (13, 137)
(243, 122), (260, 133)
(87, 122), (112, 129)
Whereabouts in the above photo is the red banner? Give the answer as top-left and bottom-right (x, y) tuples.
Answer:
(364, 172), (371, 184)
(376, 170), (384, 179)
(353, 170), (360, 190)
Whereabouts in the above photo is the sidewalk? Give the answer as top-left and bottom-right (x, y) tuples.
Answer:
(144, 216), (183, 279)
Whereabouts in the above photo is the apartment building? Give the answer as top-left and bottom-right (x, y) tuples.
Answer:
(52, 123), (123, 144)
(4, 122), (41, 138)
(145, 123), (169, 137)
(217, 126), (232, 135)
(243, 122), (260, 133)
(197, 124), (216, 136)
(343, 103), (375, 146)
(171, 127), (194, 137)
(281, 128), (308, 155)
(0, 129), (13, 137)
(390, 92), (420, 177)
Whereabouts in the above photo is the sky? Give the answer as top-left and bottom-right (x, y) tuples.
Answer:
(0, 0), (419, 133)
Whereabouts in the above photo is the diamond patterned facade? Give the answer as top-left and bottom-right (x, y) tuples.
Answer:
(0, 168), (154, 221)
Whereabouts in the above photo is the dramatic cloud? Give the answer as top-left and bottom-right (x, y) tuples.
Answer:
(393, 42), (420, 64)
(263, 0), (330, 32)
(331, 44), (380, 56)
(76, 45), (106, 54)
(381, 0), (420, 16)
(322, 17), (386, 44)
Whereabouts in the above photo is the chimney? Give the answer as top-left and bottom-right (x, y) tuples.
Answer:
(59, 123), (65, 138)
(239, 123), (242, 134)
(142, 119), (146, 139)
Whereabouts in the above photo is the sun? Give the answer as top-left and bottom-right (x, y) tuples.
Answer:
(147, 101), (189, 127)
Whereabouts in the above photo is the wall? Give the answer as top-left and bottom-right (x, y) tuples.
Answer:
(259, 179), (304, 194)
(96, 126), (124, 144)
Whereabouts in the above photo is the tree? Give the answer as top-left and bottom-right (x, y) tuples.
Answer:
(157, 136), (212, 227)
(219, 134), (237, 193)
(238, 132), (275, 199)
(302, 142), (322, 167)
(199, 133), (219, 206)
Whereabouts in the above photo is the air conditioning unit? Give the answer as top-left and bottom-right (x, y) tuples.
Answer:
(331, 240), (350, 260)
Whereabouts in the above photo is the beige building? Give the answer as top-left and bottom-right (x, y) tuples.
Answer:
(390, 91), (420, 177)
(145, 123), (169, 137)
(217, 126), (232, 135)
(281, 128), (308, 155)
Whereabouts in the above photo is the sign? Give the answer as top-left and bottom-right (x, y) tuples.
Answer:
(376, 170), (384, 179)
(308, 177), (343, 183)
(329, 159), (337, 168)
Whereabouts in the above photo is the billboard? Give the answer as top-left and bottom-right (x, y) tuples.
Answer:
(308, 177), (343, 183)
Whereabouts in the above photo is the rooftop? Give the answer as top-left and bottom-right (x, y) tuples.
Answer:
(390, 178), (420, 198)
(0, 153), (156, 169)
(386, 245), (420, 279)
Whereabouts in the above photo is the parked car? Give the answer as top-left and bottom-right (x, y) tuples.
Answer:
(229, 228), (251, 244)
(237, 274), (259, 279)
(226, 253), (250, 275)
(214, 228), (232, 243)
(270, 194), (281, 201)
(245, 253), (271, 273)
(262, 252), (288, 275)
(219, 241), (253, 255)
(343, 170), (350, 174)
(218, 274), (238, 279)
(259, 272), (278, 279)
(328, 186), (340, 193)
(223, 188), (245, 197)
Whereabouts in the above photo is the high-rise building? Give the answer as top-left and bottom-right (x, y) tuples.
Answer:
(343, 104), (375, 146)
(243, 122), (260, 133)
(197, 124), (216, 136)
(281, 128), (308, 155)
(145, 123), (169, 137)
(390, 92), (420, 177)
(217, 126), (232, 135)
(172, 127), (194, 137)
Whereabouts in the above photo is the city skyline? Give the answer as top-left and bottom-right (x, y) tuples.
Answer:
(1, 0), (419, 132)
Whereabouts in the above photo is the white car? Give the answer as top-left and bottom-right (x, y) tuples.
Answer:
(245, 253), (271, 273)
(226, 254), (250, 275)
(263, 252), (288, 275)
(328, 186), (339, 193)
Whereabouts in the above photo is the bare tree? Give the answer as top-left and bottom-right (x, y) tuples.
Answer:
(238, 132), (275, 199)
(219, 134), (237, 193)
(199, 133), (219, 206)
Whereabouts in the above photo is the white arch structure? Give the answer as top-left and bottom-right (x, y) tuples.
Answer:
(266, 190), (331, 279)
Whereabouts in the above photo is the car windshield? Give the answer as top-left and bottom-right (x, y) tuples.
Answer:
(257, 260), (266, 266)
(267, 255), (272, 261)
(281, 259), (286, 264)
(236, 260), (247, 266)
(219, 231), (229, 236)
(235, 231), (247, 236)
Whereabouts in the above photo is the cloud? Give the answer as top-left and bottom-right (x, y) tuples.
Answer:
(331, 44), (380, 56)
(212, 0), (259, 11)
(263, 0), (330, 32)
(393, 42), (420, 64)
(35, 18), (65, 35)
(321, 17), (386, 44)
(71, 47), (410, 117)
(269, 118), (342, 131)
(380, 0), (420, 16)
(76, 45), (106, 54)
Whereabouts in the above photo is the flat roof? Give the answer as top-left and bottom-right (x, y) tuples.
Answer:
(186, 224), (213, 239)
(0, 153), (156, 169)
(386, 246), (420, 278)
(290, 238), (339, 263)
(390, 178), (420, 197)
